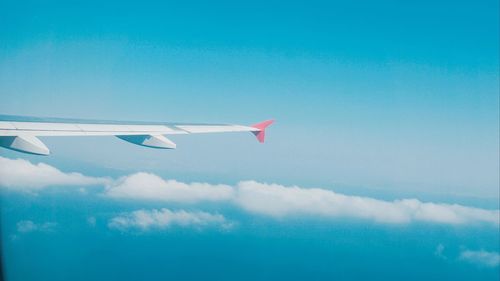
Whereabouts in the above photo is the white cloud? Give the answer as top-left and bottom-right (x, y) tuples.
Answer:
(459, 249), (500, 267)
(104, 174), (499, 226)
(1, 157), (498, 227)
(16, 220), (57, 233)
(234, 181), (500, 225)
(0, 157), (109, 190)
(105, 172), (234, 203)
(108, 208), (231, 231)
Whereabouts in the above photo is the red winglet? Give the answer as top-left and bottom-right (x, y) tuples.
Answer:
(251, 120), (274, 143)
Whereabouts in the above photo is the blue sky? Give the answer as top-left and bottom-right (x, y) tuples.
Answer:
(1, 0), (498, 198)
(0, 1), (499, 280)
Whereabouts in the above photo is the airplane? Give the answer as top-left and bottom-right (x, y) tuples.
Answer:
(0, 114), (274, 155)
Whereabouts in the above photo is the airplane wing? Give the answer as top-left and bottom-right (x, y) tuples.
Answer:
(0, 115), (274, 155)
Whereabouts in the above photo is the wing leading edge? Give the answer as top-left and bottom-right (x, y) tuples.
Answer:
(0, 115), (274, 155)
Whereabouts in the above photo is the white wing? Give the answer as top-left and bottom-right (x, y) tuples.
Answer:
(0, 115), (274, 155)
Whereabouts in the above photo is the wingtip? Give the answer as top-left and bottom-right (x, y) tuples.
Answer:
(251, 119), (274, 130)
(251, 119), (274, 143)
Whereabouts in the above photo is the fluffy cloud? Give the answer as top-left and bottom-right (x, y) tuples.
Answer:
(234, 181), (499, 225)
(16, 220), (57, 233)
(105, 173), (498, 226)
(105, 172), (233, 203)
(459, 249), (500, 267)
(108, 208), (231, 231)
(0, 157), (109, 190)
(2, 157), (498, 227)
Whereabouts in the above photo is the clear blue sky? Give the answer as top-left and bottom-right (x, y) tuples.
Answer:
(1, 1), (499, 281)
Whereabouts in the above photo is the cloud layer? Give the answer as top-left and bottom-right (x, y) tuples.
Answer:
(108, 209), (230, 231)
(235, 181), (500, 225)
(0, 157), (109, 190)
(106, 174), (499, 226)
(1, 157), (498, 227)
